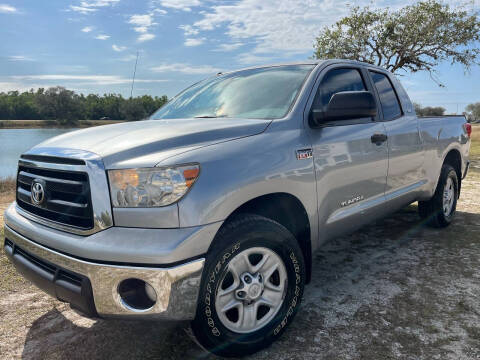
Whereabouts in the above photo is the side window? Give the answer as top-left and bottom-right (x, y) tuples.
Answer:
(369, 71), (402, 121)
(313, 68), (366, 111)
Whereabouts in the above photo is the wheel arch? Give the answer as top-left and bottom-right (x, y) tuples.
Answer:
(443, 148), (462, 196)
(209, 192), (313, 284)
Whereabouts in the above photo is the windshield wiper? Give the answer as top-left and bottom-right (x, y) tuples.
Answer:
(194, 114), (228, 118)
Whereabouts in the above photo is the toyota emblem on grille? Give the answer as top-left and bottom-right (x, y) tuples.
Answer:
(31, 180), (45, 205)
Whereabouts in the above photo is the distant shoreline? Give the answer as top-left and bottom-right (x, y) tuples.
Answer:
(0, 120), (125, 129)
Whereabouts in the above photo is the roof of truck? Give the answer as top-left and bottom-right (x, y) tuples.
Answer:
(219, 59), (389, 76)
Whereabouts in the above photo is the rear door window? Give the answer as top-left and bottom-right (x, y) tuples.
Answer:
(369, 71), (402, 121)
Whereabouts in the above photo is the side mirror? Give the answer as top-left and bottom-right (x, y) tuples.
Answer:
(310, 91), (377, 127)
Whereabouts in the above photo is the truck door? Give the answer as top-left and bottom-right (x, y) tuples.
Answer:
(305, 65), (389, 245)
(368, 70), (424, 207)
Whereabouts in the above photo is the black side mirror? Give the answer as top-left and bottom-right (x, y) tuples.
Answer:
(310, 91), (377, 127)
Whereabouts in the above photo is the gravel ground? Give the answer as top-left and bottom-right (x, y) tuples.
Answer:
(1, 171), (479, 360)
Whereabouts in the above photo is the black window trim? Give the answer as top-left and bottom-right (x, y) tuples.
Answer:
(368, 69), (404, 122)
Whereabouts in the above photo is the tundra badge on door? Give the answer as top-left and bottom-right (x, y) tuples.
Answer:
(341, 195), (364, 207)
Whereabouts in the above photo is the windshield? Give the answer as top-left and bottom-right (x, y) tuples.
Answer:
(151, 65), (315, 120)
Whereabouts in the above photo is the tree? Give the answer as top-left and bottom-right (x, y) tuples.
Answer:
(35, 86), (83, 122)
(0, 87), (168, 122)
(314, 1), (480, 85)
(465, 102), (480, 122)
(414, 103), (446, 116)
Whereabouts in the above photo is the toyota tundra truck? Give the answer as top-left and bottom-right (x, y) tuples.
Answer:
(3, 60), (471, 357)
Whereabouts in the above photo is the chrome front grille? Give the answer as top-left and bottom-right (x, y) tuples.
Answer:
(16, 160), (94, 230)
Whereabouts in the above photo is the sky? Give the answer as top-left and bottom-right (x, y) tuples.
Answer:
(0, 0), (479, 114)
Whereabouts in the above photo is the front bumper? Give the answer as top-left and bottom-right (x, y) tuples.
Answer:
(3, 224), (205, 320)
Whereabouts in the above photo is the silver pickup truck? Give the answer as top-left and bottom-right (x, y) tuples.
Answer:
(3, 60), (471, 357)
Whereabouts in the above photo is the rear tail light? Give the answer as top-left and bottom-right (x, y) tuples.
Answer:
(464, 123), (472, 138)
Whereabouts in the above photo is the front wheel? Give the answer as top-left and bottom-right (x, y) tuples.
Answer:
(418, 164), (459, 227)
(192, 214), (305, 357)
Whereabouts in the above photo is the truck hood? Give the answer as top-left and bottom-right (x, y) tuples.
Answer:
(33, 118), (271, 168)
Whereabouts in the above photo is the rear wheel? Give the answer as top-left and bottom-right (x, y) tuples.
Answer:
(418, 164), (458, 227)
(192, 214), (305, 357)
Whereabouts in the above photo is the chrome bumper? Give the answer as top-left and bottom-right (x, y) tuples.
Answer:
(3, 224), (205, 320)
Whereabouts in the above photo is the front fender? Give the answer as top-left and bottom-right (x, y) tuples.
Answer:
(159, 127), (318, 243)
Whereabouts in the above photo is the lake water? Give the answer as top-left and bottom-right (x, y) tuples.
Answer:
(0, 128), (78, 179)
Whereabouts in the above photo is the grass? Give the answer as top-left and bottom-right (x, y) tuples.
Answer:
(0, 177), (15, 203)
(0, 176), (15, 193)
(470, 124), (480, 168)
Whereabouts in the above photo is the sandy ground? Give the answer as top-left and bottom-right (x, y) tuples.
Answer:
(1, 172), (479, 360)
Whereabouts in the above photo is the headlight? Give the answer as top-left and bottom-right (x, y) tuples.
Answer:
(108, 164), (200, 207)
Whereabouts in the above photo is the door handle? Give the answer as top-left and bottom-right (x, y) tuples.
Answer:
(371, 133), (388, 145)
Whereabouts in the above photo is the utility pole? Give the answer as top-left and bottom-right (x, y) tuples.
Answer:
(130, 51), (139, 98)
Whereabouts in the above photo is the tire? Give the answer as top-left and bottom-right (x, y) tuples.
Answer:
(418, 164), (458, 228)
(192, 214), (305, 357)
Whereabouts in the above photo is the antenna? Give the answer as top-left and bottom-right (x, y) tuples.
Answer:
(130, 51), (139, 98)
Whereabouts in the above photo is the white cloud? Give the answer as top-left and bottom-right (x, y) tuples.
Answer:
(236, 53), (273, 65)
(69, 0), (119, 14)
(95, 34), (110, 40)
(0, 82), (49, 93)
(80, 0), (120, 7)
(151, 63), (220, 74)
(0, 4), (17, 13)
(214, 43), (243, 52)
(138, 33), (155, 42)
(134, 26), (148, 33)
(128, 14), (155, 27)
(153, 8), (167, 15)
(69, 5), (97, 14)
(10, 74), (167, 85)
(127, 14), (158, 41)
(179, 24), (199, 36)
(81, 26), (93, 32)
(112, 44), (127, 52)
(190, 0), (376, 54)
(160, 0), (201, 12)
(184, 37), (205, 47)
(8, 55), (34, 61)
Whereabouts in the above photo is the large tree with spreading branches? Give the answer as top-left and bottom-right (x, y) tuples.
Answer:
(313, 1), (480, 85)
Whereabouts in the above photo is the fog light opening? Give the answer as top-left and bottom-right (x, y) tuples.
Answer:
(118, 278), (157, 312)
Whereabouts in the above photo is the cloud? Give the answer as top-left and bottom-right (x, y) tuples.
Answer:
(138, 33), (155, 42)
(190, 0), (374, 54)
(69, 5), (97, 14)
(184, 37), (205, 47)
(81, 26), (94, 32)
(133, 26), (148, 33)
(179, 24), (199, 36)
(10, 74), (167, 85)
(153, 8), (167, 15)
(236, 53), (273, 65)
(128, 14), (155, 27)
(160, 0), (201, 12)
(112, 44), (127, 52)
(151, 63), (220, 74)
(80, 0), (120, 6)
(95, 34), (110, 40)
(0, 4), (17, 13)
(214, 43), (243, 52)
(69, 0), (119, 14)
(128, 13), (157, 41)
(8, 55), (34, 61)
